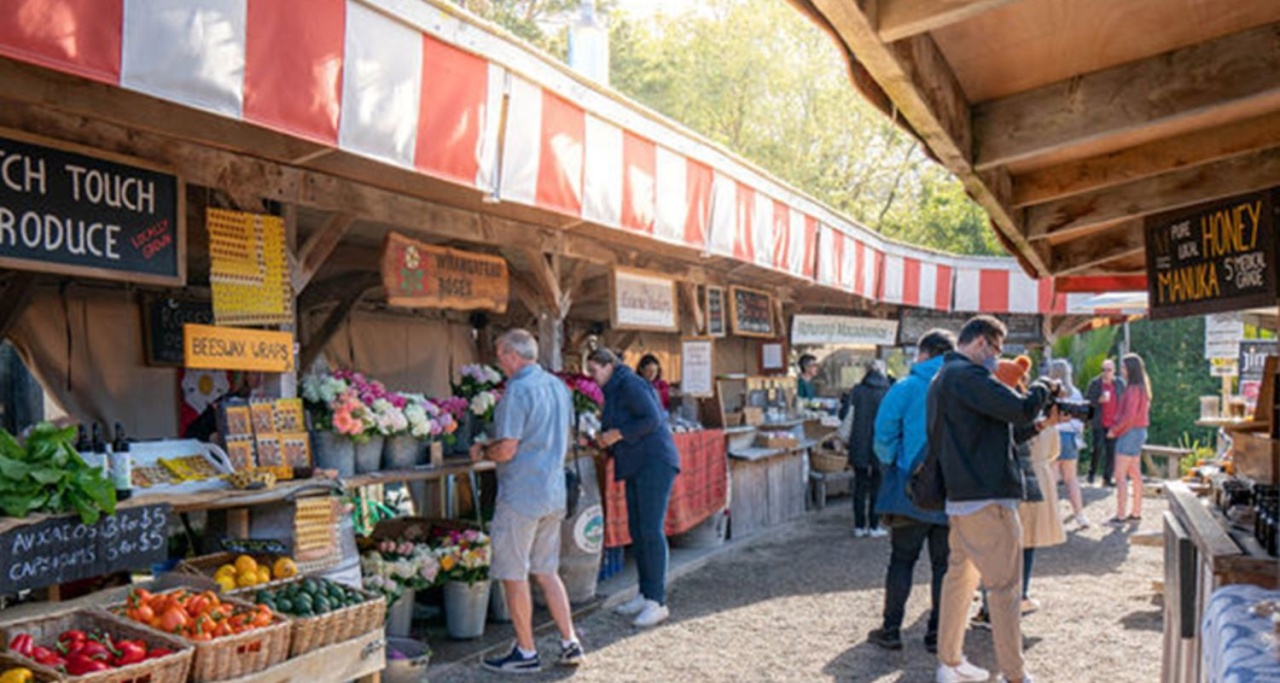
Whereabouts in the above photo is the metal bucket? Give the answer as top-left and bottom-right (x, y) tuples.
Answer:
(443, 580), (491, 640)
(385, 637), (430, 683)
(489, 580), (511, 622)
(312, 430), (355, 477)
(386, 589), (416, 638)
(355, 436), (385, 473)
(556, 456), (604, 604)
(384, 435), (422, 470)
(319, 512), (362, 589)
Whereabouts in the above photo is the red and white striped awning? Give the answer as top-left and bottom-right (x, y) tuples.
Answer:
(0, 0), (1088, 316)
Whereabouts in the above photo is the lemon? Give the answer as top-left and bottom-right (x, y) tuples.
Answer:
(256, 567), (272, 585)
(272, 558), (298, 580)
(236, 571), (258, 588)
(215, 564), (237, 580)
(215, 574), (238, 593)
(234, 555), (258, 575)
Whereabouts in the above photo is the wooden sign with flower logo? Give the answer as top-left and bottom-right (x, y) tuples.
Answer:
(380, 232), (509, 312)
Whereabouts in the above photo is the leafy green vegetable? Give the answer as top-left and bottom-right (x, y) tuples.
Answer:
(0, 422), (116, 524)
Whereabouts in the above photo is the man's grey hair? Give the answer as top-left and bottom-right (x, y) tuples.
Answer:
(497, 329), (538, 361)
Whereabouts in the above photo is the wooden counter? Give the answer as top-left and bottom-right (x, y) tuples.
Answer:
(1162, 480), (1280, 683)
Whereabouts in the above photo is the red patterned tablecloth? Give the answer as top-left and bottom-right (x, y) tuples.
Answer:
(603, 429), (727, 548)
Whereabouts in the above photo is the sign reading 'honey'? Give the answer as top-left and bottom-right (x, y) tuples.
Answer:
(1144, 189), (1278, 320)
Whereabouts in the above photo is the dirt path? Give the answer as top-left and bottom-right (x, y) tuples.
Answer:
(433, 484), (1165, 682)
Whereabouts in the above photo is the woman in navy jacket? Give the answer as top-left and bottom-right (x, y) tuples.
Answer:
(587, 348), (681, 628)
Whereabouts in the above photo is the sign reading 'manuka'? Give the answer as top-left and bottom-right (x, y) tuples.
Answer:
(1144, 189), (1277, 320)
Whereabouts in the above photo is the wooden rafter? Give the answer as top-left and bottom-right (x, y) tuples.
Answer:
(1026, 144), (1280, 240)
(292, 213), (355, 294)
(679, 281), (705, 336)
(803, 0), (1048, 275)
(1012, 110), (1280, 207)
(299, 272), (382, 371)
(1049, 221), (1146, 276)
(973, 21), (1280, 169)
(875, 0), (1024, 42)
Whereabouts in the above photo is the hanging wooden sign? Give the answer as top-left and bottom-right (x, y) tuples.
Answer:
(381, 231), (509, 312)
(729, 285), (774, 338)
(611, 267), (679, 332)
(0, 131), (183, 286)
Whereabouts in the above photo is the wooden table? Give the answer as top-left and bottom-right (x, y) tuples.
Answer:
(1162, 480), (1279, 683)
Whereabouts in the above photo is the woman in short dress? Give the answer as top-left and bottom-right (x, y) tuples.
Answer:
(1109, 353), (1151, 524)
(1049, 360), (1089, 528)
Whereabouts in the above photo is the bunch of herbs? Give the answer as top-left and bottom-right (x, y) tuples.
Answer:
(0, 423), (117, 524)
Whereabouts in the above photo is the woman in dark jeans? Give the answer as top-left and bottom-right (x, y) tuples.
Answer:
(587, 349), (681, 628)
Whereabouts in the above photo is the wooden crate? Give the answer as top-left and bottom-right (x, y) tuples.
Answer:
(1231, 432), (1279, 484)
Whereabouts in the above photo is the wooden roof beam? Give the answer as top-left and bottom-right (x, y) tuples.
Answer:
(874, 0), (1025, 43)
(1048, 220), (1145, 276)
(974, 21), (1280, 170)
(806, 0), (1049, 275)
(1012, 110), (1280, 207)
(1026, 144), (1280, 240)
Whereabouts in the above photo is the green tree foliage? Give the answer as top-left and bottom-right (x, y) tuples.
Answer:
(1125, 316), (1219, 449)
(462, 0), (1001, 255)
(1052, 325), (1120, 394)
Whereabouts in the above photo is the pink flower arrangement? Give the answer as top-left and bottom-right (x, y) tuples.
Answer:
(558, 373), (604, 416)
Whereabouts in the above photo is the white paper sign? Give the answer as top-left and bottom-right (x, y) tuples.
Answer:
(761, 342), (784, 371)
(680, 339), (714, 398)
(791, 315), (899, 347)
(1205, 313), (1244, 360)
(612, 268), (678, 331)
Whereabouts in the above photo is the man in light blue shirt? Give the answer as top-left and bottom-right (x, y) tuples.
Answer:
(470, 329), (582, 673)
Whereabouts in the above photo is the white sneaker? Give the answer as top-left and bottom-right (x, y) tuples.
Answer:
(868, 527), (889, 538)
(614, 593), (648, 616)
(852, 527), (868, 538)
(632, 600), (669, 628)
(997, 675), (1034, 683)
(1075, 514), (1092, 528)
(1021, 597), (1041, 614)
(936, 658), (990, 683)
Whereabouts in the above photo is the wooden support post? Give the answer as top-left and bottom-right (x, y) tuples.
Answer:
(299, 273), (381, 371)
(0, 273), (38, 340)
(293, 213), (355, 294)
(680, 282), (705, 336)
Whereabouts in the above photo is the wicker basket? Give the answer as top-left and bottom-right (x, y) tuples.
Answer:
(0, 651), (60, 683)
(0, 609), (193, 683)
(230, 578), (386, 656)
(810, 439), (850, 473)
(105, 593), (290, 683)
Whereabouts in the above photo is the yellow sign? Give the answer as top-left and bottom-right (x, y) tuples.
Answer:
(183, 324), (295, 373)
(207, 209), (293, 326)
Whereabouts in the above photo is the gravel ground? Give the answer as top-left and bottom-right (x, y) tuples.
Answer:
(433, 483), (1165, 683)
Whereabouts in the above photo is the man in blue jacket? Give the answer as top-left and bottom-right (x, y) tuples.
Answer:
(867, 329), (955, 654)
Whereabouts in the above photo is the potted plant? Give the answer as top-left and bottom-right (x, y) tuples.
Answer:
(302, 371), (372, 476)
(433, 528), (492, 639)
(361, 539), (441, 638)
(449, 364), (504, 451)
(398, 394), (458, 468)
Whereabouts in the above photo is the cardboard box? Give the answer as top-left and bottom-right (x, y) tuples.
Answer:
(743, 407), (765, 426)
(757, 433), (799, 449)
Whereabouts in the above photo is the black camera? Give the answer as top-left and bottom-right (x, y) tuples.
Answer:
(1052, 399), (1094, 422)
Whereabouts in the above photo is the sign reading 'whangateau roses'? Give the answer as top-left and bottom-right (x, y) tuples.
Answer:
(381, 231), (509, 313)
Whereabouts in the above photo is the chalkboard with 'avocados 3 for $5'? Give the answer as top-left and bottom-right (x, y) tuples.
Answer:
(1144, 189), (1278, 320)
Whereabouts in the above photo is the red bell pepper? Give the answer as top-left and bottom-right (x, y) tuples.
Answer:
(31, 645), (66, 668)
(145, 648), (174, 660)
(114, 641), (147, 667)
(65, 653), (112, 676)
(75, 641), (112, 661)
(9, 633), (34, 657)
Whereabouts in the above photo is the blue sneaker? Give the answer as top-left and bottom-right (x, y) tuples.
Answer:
(482, 646), (542, 674)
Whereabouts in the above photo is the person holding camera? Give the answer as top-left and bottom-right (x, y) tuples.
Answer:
(587, 348), (681, 628)
(928, 316), (1059, 683)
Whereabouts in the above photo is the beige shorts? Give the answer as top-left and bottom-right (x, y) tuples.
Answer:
(489, 504), (563, 581)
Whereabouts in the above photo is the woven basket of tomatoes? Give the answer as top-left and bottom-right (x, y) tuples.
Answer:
(0, 608), (193, 683)
(109, 589), (290, 683)
(232, 577), (386, 656)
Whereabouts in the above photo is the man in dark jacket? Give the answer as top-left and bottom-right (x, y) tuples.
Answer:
(1084, 359), (1125, 486)
(847, 360), (892, 537)
(927, 316), (1059, 683)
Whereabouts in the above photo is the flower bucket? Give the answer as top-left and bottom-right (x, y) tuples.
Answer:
(383, 435), (422, 470)
(450, 414), (476, 455)
(385, 637), (430, 683)
(355, 436), (385, 473)
(312, 430), (356, 477)
(385, 588), (416, 638)
(443, 580), (490, 640)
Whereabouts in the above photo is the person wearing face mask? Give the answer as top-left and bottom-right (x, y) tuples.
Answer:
(927, 316), (1060, 683)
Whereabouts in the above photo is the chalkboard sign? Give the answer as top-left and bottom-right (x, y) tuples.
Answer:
(1, 504), (171, 595)
(729, 286), (774, 337)
(705, 286), (726, 337)
(1145, 189), (1278, 320)
(0, 133), (183, 285)
(146, 298), (214, 366)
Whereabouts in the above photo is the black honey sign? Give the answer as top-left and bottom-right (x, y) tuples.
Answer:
(1144, 189), (1278, 320)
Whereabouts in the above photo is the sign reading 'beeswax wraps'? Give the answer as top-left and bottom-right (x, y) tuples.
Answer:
(0, 133), (182, 285)
(184, 324), (295, 373)
(1145, 189), (1278, 320)
(611, 267), (678, 331)
(381, 232), (509, 313)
